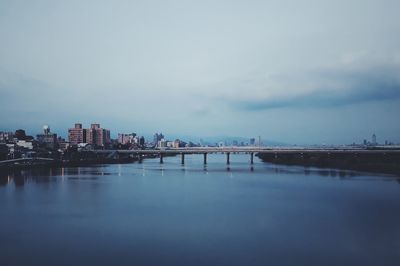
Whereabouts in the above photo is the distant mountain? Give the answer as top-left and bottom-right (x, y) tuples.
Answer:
(168, 135), (290, 147)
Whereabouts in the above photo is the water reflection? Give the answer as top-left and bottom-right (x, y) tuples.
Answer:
(0, 168), (55, 187)
(0, 156), (399, 187)
(0, 174), (9, 186)
(1, 155), (400, 266)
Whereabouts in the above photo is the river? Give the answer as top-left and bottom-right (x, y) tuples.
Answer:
(1, 154), (399, 266)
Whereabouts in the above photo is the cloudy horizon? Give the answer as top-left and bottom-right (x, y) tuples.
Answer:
(1, 0), (400, 144)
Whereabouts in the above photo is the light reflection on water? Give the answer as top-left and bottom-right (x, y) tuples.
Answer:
(1, 157), (398, 187)
(0, 154), (399, 266)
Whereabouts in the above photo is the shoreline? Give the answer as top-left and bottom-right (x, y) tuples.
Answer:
(0, 153), (177, 171)
(1, 151), (400, 177)
(256, 151), (400, 176)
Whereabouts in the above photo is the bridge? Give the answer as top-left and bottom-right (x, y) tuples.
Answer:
(87, 147), (400, 165)
(93, 147), (266, 164)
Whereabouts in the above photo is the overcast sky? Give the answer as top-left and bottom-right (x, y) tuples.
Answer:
(1, 0), (400, 144)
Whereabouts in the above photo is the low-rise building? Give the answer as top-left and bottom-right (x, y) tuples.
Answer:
(16, 140), (33, 150)
(77, 143), (94, 151)
(118, 133), (137, 145)
(37, 125), (58, 149)
(157, 139), (167, 148)
(0, 131), (14, 143)
(0, 144), (8, 160)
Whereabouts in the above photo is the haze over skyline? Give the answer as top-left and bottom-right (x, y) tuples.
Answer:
(1, 0), (400, 144)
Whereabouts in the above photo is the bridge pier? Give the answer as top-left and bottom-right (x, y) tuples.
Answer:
(226, 152), (230, 165)
(181, 153), (185, 165)
(203, 153), (207, 165)
(250, 152), (254, 164)
(160, 153), (164, 164)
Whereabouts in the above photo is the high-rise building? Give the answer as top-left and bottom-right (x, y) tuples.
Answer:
(139, 136), (145, 147)
(86, 124), (111, 147)
(372, 134), (377, 145)
(68, 123), (85, 145)
(153, 133), (164, 145)
(153, 133), (159, 144)
(68, 123), (110, 147)
(250, 138), (256, 146)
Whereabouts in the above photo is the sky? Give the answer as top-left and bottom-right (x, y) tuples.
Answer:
(1, 0), (400, 144)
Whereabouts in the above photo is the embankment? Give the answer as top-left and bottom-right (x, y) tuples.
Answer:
(257, 150), (400, 176)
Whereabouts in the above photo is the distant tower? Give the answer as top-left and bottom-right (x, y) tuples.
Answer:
(258, 136), (261, 147)
(43, 125), (50, 135)
(249, 138), (255, 146)
(372, 134), (377, 145)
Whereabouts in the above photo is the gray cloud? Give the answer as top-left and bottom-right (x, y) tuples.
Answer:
(1, 0), (400, 143)
(226, 62), (400, 111)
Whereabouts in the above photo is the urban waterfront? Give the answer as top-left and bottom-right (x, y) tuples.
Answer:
(1, 154), (399, 266)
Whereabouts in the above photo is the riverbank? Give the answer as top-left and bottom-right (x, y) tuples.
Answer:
(256, 150), (400, 176)
(0, 153), (172, 171)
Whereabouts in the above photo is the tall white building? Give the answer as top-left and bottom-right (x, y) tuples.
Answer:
(372, 134), (377, 145)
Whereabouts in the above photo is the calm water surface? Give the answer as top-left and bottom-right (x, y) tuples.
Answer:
(1, 154), (399, 266)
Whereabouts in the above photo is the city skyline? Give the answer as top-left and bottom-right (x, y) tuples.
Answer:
(1, 0), (400, 144)
(0, 122), (393, 147)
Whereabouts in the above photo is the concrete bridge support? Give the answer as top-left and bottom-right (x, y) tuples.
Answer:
(181, 153), (185, 165)
(160, 153), (164, 164)
(203, 153), (207, 165)
(226, 152), (230, 165)
(250, 152), (254, 164)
